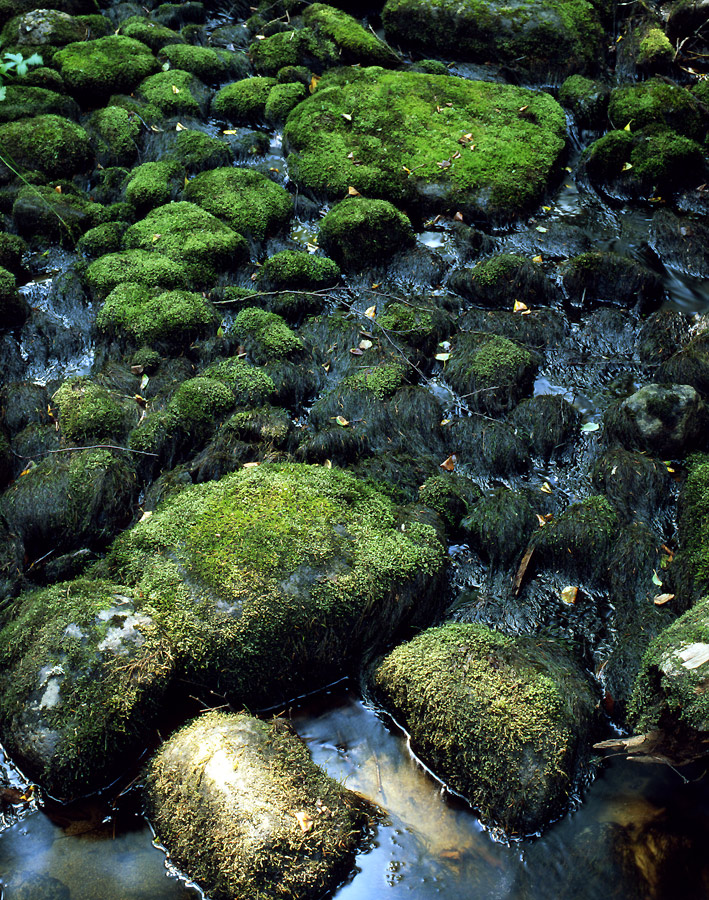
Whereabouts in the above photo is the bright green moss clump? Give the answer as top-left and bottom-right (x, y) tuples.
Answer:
(318, 197), (415, 267)
(233, 307), (303, 361)
(203, 357), (276, 406)
(123, 202), (248, 284)
(381, 0), (603, 75)
(119, 15), (184, 51)
(264, 81), (307, 125)
(446, 333), (538, 414)
(96, 282), (218, 348)
(0, 114), (93, 179)
(100, 462), (446, 706)
(637, 28), (674, 68)
(183, 167), (293, 242)
(159, 43), (247, 82)
(54, 378), (133, 444)
(0, 85), (79, 124)
(85, 251), (188, 299)
(166, 129), (231, 173)
(0, 266), (29, 326)
(285, 68), (567, 223)
(258, 250), (340, 291)
(211, 76), (277, 124)
(249, 28), (338, 76)
(124, 160), (184, 214)
(54, 35), (160, 100)
(608, 79), (706, 140)
(87, 105), (142, 167)
(303, 3), (399, 66)
(371, 622), (597, 834)
(138, 69), (207, 117)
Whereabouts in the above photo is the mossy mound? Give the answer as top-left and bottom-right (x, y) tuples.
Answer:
(445, 333), (539, 415)
(53, 377), (136, 444)
(450, 416), (531, 476)
(233, 307), (304, 363)
(317, 197), (415, 268)
(462, 487), (537, 565)
(12, 183), (104, 247)
(381, 0), (603, 77)
(303, 3), (399, 66)
(85, 251), (188, 300)
(203, 357), (276, 407)
(54, 35), (160, 101)
(636, 27), (674, 71)
(146, 712), (376, 900)
(96, 283), (218, 349)
(560, 251), (663, 310)
(656, 333), (709, 396)
(450, 253), (559, 309)
(119, 15), (184, 51)
(0, 266), (29, 327)
(137, 68), (210, 118)
(371, 622), (597, 835)
(264, 81), (308, 125)
(284, 67), (567, 224)
(0, 8), (86, 46)
(417, 472), (482, 532)
(558, 74), (609, 128)
(86, 105), (142, 167)
(183, 167), (293, 242)
(0, 578), (174, 798)
(123, 202), (248, 285)
(100, 463), (447, 706)
(76, 221), (127, 257)
(0, 449), (136, 560)
(0, 232), (28, 277)
(608, 78), (707, 141)
(211, 76), (277, 124)
(591, 447), (671, 525)
(165, 129), (231, 173)
(509, 395), (580, 459)
(531, 495), (618, 584)
(158, 43), (246, 83)
(0, 114), (93, 180)
(604, 383), (709, 458)
(629, 595), (709, 743)
(674, 454), (709, 598)
(257, 250), (340, 291)
(249, 28), (338, 76)
(123, 160), (184, 215)
(0, 85), (79, 124)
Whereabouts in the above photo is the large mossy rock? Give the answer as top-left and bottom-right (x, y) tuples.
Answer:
(101, 463), (447, 707)
(284, 67), (567, 224)
(381, 0), (603, 76)
(0, 114), (93, 180)
(146, 711), (376, 900)
(0, 578), (175, 798)
(371, 622), (597, 834)
(54, 35), (160, 101)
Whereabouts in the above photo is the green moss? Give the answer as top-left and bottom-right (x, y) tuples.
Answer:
(532, 495), (618, 581)
(87, 105), (142, 167)
(138, 68), (207, 117)
(377, 302), (444, 350)
(381, 0), (603, 75)
(233, 307), (303, 360)
(53, 378), (133, 444)
(85, 252), (188, 300)
(101, 462), (446, 704)
(372, 622), (596, 834)
(264, 80), (307, 124)
(0, 577), (174, 797)
(0, 232), (27, 274)
(54, 35), (160, 100)
(211, 76), (277, 124)
(0, 265), (28, 325)
(418, 472), (482, 530)
(96, 282), (218, 348)
(166, 129), (231, 173)
(303, 3), (399, 66)
(249, 28), (338, 76)
(583, 129), (634, 180)
(203, 357), (276, 406)
(455, 253), (555, 309)
(0, 114), (93, 179)
(463, 487), (537, 564)
(558, 74), (608, 125)
(123, 201), (248, 285)
(169, 377), (235, 440)
(76, 221), (127, 257)
(629, 128), (705, 191)
(318, 197), (415, 268)
(0, 85), (79, 124)
(183, 167), (293, 242)
(284, 68), (567, 223)
(257, 250), (340, 290)
(608, 79), (706, 140)
(446, 333), (538, 414)
(159, 43), (246, 82)
(12, 182), (105, 247)
(0, 9), (86, 46)
(124, 160), (184, 213)
(342, 361), (407, 400)
(637, 27), (674, 67)
(120, 15), (184, 51)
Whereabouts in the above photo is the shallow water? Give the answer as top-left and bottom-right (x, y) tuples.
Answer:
(2, 688), (708, 900)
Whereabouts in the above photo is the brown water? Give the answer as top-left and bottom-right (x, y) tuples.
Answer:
(1, 687), (708, 900)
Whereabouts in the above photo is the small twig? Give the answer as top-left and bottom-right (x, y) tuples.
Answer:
(48, 444), (158, 457)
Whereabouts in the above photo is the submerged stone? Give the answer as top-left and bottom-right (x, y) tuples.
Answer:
(284, 67), (566, 224)
(371, 622), (597, 835)
(146, 712), (376, 900)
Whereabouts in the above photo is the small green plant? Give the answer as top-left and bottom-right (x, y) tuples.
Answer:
(0, 52), (43, 100)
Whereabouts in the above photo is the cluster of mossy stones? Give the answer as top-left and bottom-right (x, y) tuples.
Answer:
(0, 0), (707, 894)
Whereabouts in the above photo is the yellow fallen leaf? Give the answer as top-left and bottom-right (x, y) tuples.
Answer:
(348, 186), (361, 196)
(541, 481), (553, 493)
(243, 462), (260, 468)
(175, 122), (187, 131)
(435, 352), (450, 361)
(440, 418), (451, 426)
(309, 74), (320, 94)
(334, 415), (349, 426)
(622, 162), (633, 171)
(654, 593), (674, 605)
(561, 585), (578, 605)
(359, 339), (373, 350)
(294, 811), (314, 832)
(341, 112), (352, 121)
(139, 510), (153, 523)
(623, 121), (632, 131)
(324, 459), (332, 469)
(365, 305), (376, 319)
(513, 300), (528, 312)
(171, 84), (180, 94)
(223, 129), (238, 134)
(532, 255), (543, 263)
(151, 233), (162, 242)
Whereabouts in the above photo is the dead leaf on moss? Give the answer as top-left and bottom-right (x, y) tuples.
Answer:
(294, 810), (314, 832)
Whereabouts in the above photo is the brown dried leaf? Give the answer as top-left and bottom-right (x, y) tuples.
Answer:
(440, 454), (456, 471)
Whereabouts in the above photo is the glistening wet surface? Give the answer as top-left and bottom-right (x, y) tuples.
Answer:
(1, 687), (709, 900)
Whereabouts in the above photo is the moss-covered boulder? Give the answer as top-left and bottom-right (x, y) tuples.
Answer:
(211, 76), (277, 124)
(96, 283), (218, 349)
(123, 202), (248, 285)
(381, 0), (603, 77)
(54, 35), (160, 101)
(303, 3), (400, 66)
(673, 454), (709, 600)
(12, 183), (104, 246)
(100, 463), (447, 706)
(0, 578), (175, 798)
(608, 79), (707, 142)
(85, 251), (188, 300)
(463, 487), (537, 565)
(137, 68), (210, 118)
(509, 395), (580, 459)
(0, 8), (86, 46)
(165, 128), (231, 173)
(560, 251), (663, 310)
(53, 378), (136, 445)
(0, 114), (93, 180)
(0, 232), (28, 277)
(123, 159), (184, 215)
(0, 449), (136, 560)
(119, 15), (184, 51)
(158, 43), (246, 83)
(450, 253), (559, 309)
(183, 167), (293, 242)
(417, 472), (482, 532)
(264, 81), (308, 125)
(86, 105), (142, 167)
(558, 74), (609, 128)
(656, 333), (709, 396)
(0, 266), (29, 328)
(0, 85), (79, 124)
(450, 416), (531, 475)
(604, 384), (709, 458)
(146, 712), (376, 900)
(445, 333), (539, 415)
(317, 197), (415, 268)
(284, 67), (567, 223)
(370, 622), (597, 834)
(233, 307), (304, 364)
(203, 357), (276, 407)
(248, 29), (338, 76)
(257, 250), (340, 291)
(592, 447), (672, 525)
